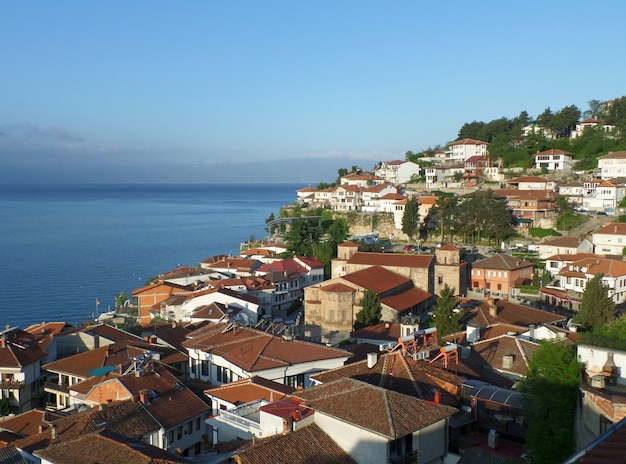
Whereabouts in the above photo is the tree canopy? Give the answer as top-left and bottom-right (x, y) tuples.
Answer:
(519, 341), (581, 464)
(354, 289), (382, 330)
(401, 196), (420, 243)
(431, 284), (462, 340)
(574, 273), (616, 331)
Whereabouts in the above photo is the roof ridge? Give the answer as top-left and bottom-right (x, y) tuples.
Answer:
(383, 389), (395, 438)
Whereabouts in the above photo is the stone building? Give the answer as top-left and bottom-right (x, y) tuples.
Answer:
(433, 244), (468, 297)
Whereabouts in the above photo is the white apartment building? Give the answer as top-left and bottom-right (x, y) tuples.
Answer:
(446, 138), (489, 162)
(556, 257), (626, 306)
(598, 151), (626, 180)
(592, 222), (626, 255)
(374, 160), (421, 185)
(581, 179), (626, 214)
(534, 149), (574, 171)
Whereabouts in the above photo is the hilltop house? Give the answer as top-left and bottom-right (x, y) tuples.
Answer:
(598, 151), (626, 180)
(373, 160), (421, 185)
(447, 138), (489, 163)
(534, 149), (574, 171)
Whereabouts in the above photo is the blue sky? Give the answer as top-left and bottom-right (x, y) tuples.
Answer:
(1, 1), (625, 184)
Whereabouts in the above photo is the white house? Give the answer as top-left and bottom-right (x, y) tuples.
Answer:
(581, 179), (626, 213)
(538, 236), (593, 259)
(555, 257), (626, 306)
(446, 138), (489, 162)
(180, 287), (261, 324)
(183, 323), (352, 389)
(599, 151), (626, 180)
(374, 160), (421, 185)
(361, 183), (399, 212)
(592, 222), (626, 255)
(534, 149), (574, 171)
(558, 181), (584, 206)
(544, 252), (597, 277)
(425, 164), (464, 189)
(571, 118), (616, 138)
(505, 176), (556, 191)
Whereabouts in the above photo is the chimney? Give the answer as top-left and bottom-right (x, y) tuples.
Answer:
(38, 424), (45, 433)
(0, 337), (5, 348)
(384, 321), (390, 329)
(529, 324), (535, 341)
(367, 352), (378, 369)
(139, 389), (150, 405)
(434, 389), (441, 404)
(502, 355), (514, 369)
(489, 301), (498, 317)
(51, 424), (58, 440)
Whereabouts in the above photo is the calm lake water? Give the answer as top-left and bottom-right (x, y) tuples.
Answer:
(0, 183), (299, 328)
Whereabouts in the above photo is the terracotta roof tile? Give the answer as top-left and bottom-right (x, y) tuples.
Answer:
(341, 266), (411, 294)
(296, 378), (457, 438)
(346, 252), (434, 269)
(380, 287), (431, 311)
(183, 324), (351, 373)
(471, 254), (533, 271)
(0, 409), (65, 438)
(205, 376), (295, 405)
(0, 329), (48, 368)
(462, 299), (565, 328)
(449, 138), (488, 146)
(35, 429), (190, 464)
(233, 423), (356, 464)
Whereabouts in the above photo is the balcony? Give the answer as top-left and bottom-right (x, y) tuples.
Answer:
(0, 379), (25, 389)
(44, 381), (70, 394)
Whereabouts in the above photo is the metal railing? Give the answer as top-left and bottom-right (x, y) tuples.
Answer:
(44, 382), (70, 394)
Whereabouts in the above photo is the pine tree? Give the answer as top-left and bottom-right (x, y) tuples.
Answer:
(574, 273), (616, 331)
(432, 284), (462, 339)
(354, 290), (382, 330)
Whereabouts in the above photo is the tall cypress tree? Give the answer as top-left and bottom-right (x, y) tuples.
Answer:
(432, 284), (462, 339)
(401, 196), (420, 243)
(574, 273), (615, 331)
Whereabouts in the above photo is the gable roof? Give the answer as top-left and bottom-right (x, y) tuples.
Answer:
(205, 376), (295, 405)
(0, 409), (65, 439)
(310, 351), (464, 406)
(506, 176), (550, 183)
(449, 138), (488, 146)
(380, 286), (432, 311)
(561, 257), (626, 278)
(232, 423), (356, 464)
(462, 299), (566, 328)
(182, 324), (352, 372)
(540, 236), (584, 248)
(295, 378), (457, 438)
(593, 222), (626, 236)
(0, 329), (48, 368)
(535, 148), (573, 156)
(472, 254), (533, 271)
(346, 251), (434, 269)
(34, 429), (190, 464)
(341, 266), (411, 294)
(470, 335), (540, 377)
(598, 151), (626, 160)
(12, 400), (160, 453)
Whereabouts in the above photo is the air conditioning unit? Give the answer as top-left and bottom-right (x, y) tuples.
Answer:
(590, 375), (606, 389)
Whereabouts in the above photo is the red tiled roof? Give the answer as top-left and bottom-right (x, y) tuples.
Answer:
(535, 148), (573, 156)
(381, 287), (431, 311)
(346, 251), (434, 269)
(205, 376), (295, 405)
(296, 378), (457, 438)
(472, 254), (533, 271)
(593, 222), (626, 236)
(449, 138), (488, 146)
(462, 299), (565, 328)
(506, 176), (550, 183)
(320, 282), (357, 293)
(36, 429), (190, 464)
(341, 266), (411, 294)
(0, 329), (48, 368)
(233, 423), (356, 464)
(182, 324), (351, 373)
(598, 151), (626, 160)
(0, 409), (65, 438)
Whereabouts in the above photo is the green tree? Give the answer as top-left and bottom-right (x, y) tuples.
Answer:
(115, 291), (129, 308)
(336, 167), (349, 183)
(285, 219), (322, 257)
(326, 218), (349, 247)
(354, 289), (382, 330)
(0, 397), (11, 416)
(574, 273), (616, 331)
(431, 285), (462, 339)
(519, 341), (581, 464)
(401, 196), (420, 243)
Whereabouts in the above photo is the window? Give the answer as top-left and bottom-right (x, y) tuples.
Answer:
(201, 360), (209, 377)
(196, 417), (202, 431)
(187, 421), (193, 435)
(286, 373), (305, 389)
(438, 275), (443, 284)
(177, 426), (183, 440)
(168, 430), (174, 444)
(216, 366), (231, 383)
